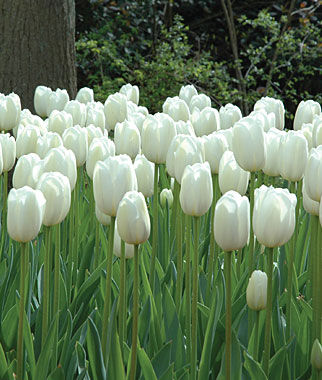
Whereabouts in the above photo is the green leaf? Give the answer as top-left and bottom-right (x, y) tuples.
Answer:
(0, 342), (8, 377)
(87, 317), (106, 380)
(151, 341), (172, 378)
(76, 341), (87, 371)
(23, 310), (36, 378)
(243, 350), (267, 379)
(138, 346), (157, 380)
(1, 305), (18, 350)
(269, 345), (287, 380)
(47, 366), (66, 380)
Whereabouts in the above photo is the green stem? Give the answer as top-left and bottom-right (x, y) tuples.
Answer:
(68, 193), (74, 301)
(129, 244), (139, 380)
(316, 217), (321, 342)
(254, 311), (260, 361)
(119, 239), (126, 359)
(102, 215), (116, 363)
(185, 215), (192, 364)
(225, 251), (232, 380)
(53, 224), (60, 368)
(94, 220), (100, 269)
(170, 178), (179, 246)
(73, 167), (81, 292)
(191, 216), (200, 380)
(42, 226), (52, 348)
(311, 216), (318, 345)
(263, 247), (274, 376)
(175, 204), (183, 311)
(17, 242), (27, 380)
(150, 163), (159, 293)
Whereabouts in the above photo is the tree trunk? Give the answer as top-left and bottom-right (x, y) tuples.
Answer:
(0, 0), (77, 112)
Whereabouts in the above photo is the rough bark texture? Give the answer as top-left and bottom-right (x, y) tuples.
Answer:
(0, 0), (77, 112)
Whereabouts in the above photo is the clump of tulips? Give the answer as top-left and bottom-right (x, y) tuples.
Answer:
(0, 84), (320, 380)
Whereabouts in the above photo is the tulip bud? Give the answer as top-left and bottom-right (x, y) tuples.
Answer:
(16, 125), (41, 158)
(160, 188), (174, 208)
(214, 190), (250, 251)
(302, 179), (319, 216)
(249, 110), (276, 132)
(279, 130), (308, 182)
(190, 107), (220, 137)
(127, 112), (146, 135)
(0, 133), (16, 172)
(7, 186), (46, 242)
(217, 128), (233, 149)
(179, 84), (198, 106)
(113, 221), (134, 259)
(93, 155), (138, 216)
(13, 153), (41, 189)
(116, 191), (150, 244)
(46, 88), (69, 116)
(75, 87), (94, 104)
(95, 205), (111, 226)
(134, 154), (155, 198)
(85, 124), (103, 148)
(37, 172), (71, 226)
(293, 100), (321, 131)
(48, 110), (73, 136)
(219, 103), (242, 130)
(300, 123), (314, 150)
(86, 137), (115, 180)
(304, 146), (322, 202)
(175, 120), (195, 136)
(19, 109), (44, 129)
(86, 103), (106, 131)
(115, 120), (141, 159)
(62, 125), (88, 167)
(0, 93), (21, 130)
(64, 100), (87, 127)
(189, 93), (211, 112)
(180, 162), (213, 216)
(254, 97), (285, 130)
(312, 114), (322, 148)
(104, 92), (128, 130)
(202, 132), (229, 174)
(253, 185), (297, 247)
(141, 114), (176, 164)
(34, 86), (52, 117)
(246, 270), (267, 311)
(163, 96), (190, 122)
(219, 151), (250, 195)
(262, 128), (285, 177)
(36, 132), (63, 159)
(311, 339), (322, 372)
(232, 116), (266, 172)
(120, 83), (139, 105)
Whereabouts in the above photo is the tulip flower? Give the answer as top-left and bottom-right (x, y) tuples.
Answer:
(85, 124), (104, 147)
(19, 109), (44, 130)
(190, 107), (220, 136)
(179, 162), (213, 216)
(202, 132), (229, 174)
(86, 137), (115, 180)
(304, 145), (322, 202)
(279, 130), (308, 182)
(64, 100), (87, 127)
(175, 120), (195, 136)
(217, 128), (233, 149)
(120, 83), (139, 105)
(62, 125), (88, 167)
(254, 96), (285, 130)
(134, 154), (155, 198)
(312, 114), (322, 148)
(75, 87), (94, 104)
(104, 92), (128, 131)
(95, 205), (111, 226)
(127, 112), (146, 135)
(13, 153), (41, 189)
(300, 123), (314, 150)
(0, 133), (16, 172)
(113, 221), (134, 259)
(246, 270), (267, 311)
(46, 88), (69, 116)
(311, 339), (322, 372)
(248, 109), (276, 132)
(302, 180), (320, 216)
(36, 132), (63, 159)
(48, 110), (73, 136)
(189, 93), (211, 112)
(15, 124), (40, 158)
(293, 99), (321, 131)
(163, 96), (190, 122)
(0, 93), (21, 130)
(179, 84), (198, 106)
(34, 85), (52, 117)
(219, 103), (242, 130)
(86, 103), (106, 131)
(160, 188), (174, 208)
(263, 128), (285, 177)
(36, 172), (71, 226)
(115, 120), (141, 159)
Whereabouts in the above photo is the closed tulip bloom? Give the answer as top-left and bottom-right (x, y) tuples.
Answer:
(86, 104), (106, 131)
(86, 137), (115, 179)
(75, 87), (94, 104)
(62, 125), (88, 166)
(179, 84), (198, 106)
(202, 132), (229, 174)
(134, 154), (154, 198)
(113, 221), (134, 259)
(16, 124), (41, 158)
(19, 109), (44, 129)
(263, 128), (285, 177)
(189, 94), (211, 113)
(219, 103), (242, 130)
(104, 92), (128, 131)
(304, 146), (322, 202)
(46, 88), (69, 116)
(300, 123), (314, 150)
(312, 114), (322, 148)
(219, 151), (250, 195)
(120, 83), (139, 105)
(217, 128), (233, 149)
(48, 110), (73, 136)
(232, 116), (266, 172)
(163, 96), (190, 122)
(279, 130), (308, 182)
(115, 120), (141, 159)
(34, 85), (53, 117)
(36, 132), (63, 159)
(191, 107), (220, 137)
(37, 172), (71, 226)
(43, 146), (77, 190)
(0, 133), (16, 171)
(141, 114), (176, 164)
(13, 153), (41, 189)
(166, 134), (187, 178)
(0, 93), (21, 130)
(160, 188), (174, 208)
(293, 100), (321, 131)
(175, 120), (195, 136)
(95, 204), (111, 226)
(93, 154), (138, 217)
(180, 162), (213, 216)
(85, 124), (103, 147)
(246, 270), (267, 311)
(254, 97), (285, 130)
(253, 185), (297, 247)
(127, 112), (146, 135)
(311, 339), (322, 371)
(64, 100), (87, 127)
(28, 160), (45, 189)
(302, 180), (319, 216)
(7, 186), (46, 242)
(214, 190), (250, 251)
(116, 191), (150, 245)
(249, 109), (276, 132)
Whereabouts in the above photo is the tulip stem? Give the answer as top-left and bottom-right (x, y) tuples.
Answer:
(254, 311), (260, 361)
(17, 242), (27, 380)
(191, 216), (200, 380)
(68, 193), (74, 301)
(53, 224), (60, 369)
(102, 215), (116, 364)
(263, 247), (274, 376)
(175, 202), (183, 312)
(42, 226), (52, 348)
(150, 163), (159, 294)
(119, 239), (126, 359)
(224, 250), (232, 380)
(170, 178), (179, 248)
(129, 244), (139, 380)
(185, 214), (192, 364)
(315, 216), (321, 342)
(73, 167), (81, 293)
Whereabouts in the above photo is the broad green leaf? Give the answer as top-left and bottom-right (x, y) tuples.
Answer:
(87, 317), (106, 380)
(23, 310), (36, 378)
(269, 345), (287, 380)
(151, 341), (172, 378)
(47, 366), (66, 380)
(138, 346), (157, 380)
(243, 350), (267, 379)
(1, 305), (18, 350)
(0, 342), (8, 377)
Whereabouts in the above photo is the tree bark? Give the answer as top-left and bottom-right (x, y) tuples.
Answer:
(0, 0), (77, 112)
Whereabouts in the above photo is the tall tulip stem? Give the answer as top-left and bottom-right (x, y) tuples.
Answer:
(42, 226), (52, 348)
(185, 214), (192, 363)
(53, 224), (61, 367)
(129, 244), (139, 380)
(17, 242), (27, 380)
(225, 250), (232, 380)
(73, 167), (81, 291)
(102, 215), (116, 363)
(254, 310), (260, 361)
(119, 239), (126, 359)
(150, 163), (159, 293)
(191, 216), (200, 380)
(94, 220), (100, 269)
(263, 247), (274, 376)
(315, 216), (321, 342)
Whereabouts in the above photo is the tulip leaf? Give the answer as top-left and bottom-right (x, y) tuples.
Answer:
(23, 310), (36, 378)
(47, 366), (66, 380)
(151, 341), (172, 378)
(268, 345), (287, 380)
(138, 346), (157, 380)
(0, 342), (8, 377)
(1, 304), (18, 350)
(243, 350), (267, 379)
(159, 363), (174, 380)
(76, 341), (87, 371)
(86, 316), (106, 380)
